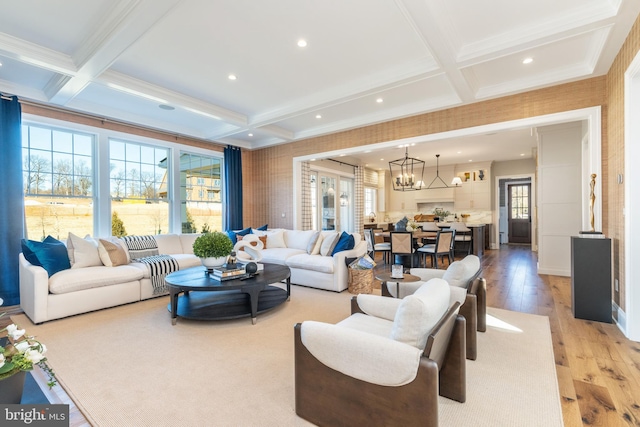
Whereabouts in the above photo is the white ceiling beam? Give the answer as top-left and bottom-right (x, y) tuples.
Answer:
(48, 0), (184, 104)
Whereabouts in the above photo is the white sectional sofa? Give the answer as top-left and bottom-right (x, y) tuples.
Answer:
(19, 229), (366, 323)
(256, 229), (367, 292)
(19, 234), (202, 324)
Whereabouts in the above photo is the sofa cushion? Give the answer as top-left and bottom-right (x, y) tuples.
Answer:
(98, 239), (129, 267)
(331, 231), (355, 255)
(178, 233), (200, 255)
(155, 234), (184, 255)
(320, 232), (340, 256)
(286, 253), (334, 274)
(284, 230), (315, 251)
(390, 278), (450, 350)
(260, 248), (306, 265)
(442, 261), (468, 287)
(67, 233), (103, 268)
(48, 265), (144, 294)
(337, 312), (394, 337)
(21, 236), (71, 277)
(129, 254), (200, 278)
(266, 229), (286, 248)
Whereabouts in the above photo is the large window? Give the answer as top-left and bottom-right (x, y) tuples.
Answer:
(22, 124), (94, 240)
(21, 116), (225, 239)
(110, 140), (169, 236)
(179, 152), (223, 233)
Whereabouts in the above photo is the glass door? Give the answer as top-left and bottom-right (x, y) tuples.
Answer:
(339, 178), (354, 232)
(320, 175), (336, 230)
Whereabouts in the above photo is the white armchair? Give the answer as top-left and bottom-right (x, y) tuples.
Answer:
(294, 279), (466, 427)
(382, 255), (484, 360)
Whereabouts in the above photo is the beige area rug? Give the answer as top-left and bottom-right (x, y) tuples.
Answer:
(13, 287), (563, 427)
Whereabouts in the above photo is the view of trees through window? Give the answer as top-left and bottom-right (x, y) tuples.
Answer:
(22, 120), (225, 241)
(179, 152), (223, 233)
(109, 139), (169, 236)
(22, 124), (94, 240)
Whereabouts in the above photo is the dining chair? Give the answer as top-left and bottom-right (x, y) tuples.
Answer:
(363, 228), (375, 258)
(372, 228), (391, 264)
(417, 229), (455, 268)
(449, 222), (472, 255)
(390, 231), (416, 268)
(420, 221), (440, 245)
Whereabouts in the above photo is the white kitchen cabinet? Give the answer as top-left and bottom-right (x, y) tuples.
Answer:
(453, 162), (492, 211)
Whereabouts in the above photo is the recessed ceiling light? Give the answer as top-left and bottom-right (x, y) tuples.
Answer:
(228, 74), (237, 80)
(520, 153), (525, 156)
(0, 62), (3, 67)
(339, 154), (346, 157)
(468, 159), (473, 162)
(297, 39), (308, 48)
(158, 104), (175, 110)
(315, 114), (322, 119)
(380, 158), (384, 161)
(457, 151), (462, 154)
(364, 150), (371, 153)
(310, 158), (316, 161)
(376, 98), (383, 103)
(522, 57), (533, 64)
(248, 133), (253, 137)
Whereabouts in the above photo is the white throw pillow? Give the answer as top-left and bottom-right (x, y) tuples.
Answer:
(310, 233), (324, 255)
(307, 231), (321, 254)
(390, 278), (450, 350)
(67, 232), (103, 268)
(442, 261), (468, 288)
(266, 229), (286, 248)
(320, 232), (339, 257)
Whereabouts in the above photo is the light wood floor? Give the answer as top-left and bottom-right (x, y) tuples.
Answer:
(479, 244), (640, 427)
(25, 245), (640, 426)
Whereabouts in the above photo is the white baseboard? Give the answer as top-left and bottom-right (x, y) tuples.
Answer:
(537, 268), (570, 276)
(612, 301), (627, 336)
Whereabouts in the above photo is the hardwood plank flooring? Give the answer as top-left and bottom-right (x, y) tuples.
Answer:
(18, 244), (640, 426)
(479, 245), (640, 427)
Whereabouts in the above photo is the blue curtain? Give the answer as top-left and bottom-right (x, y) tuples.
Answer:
(224, 145), (243, 230)
(0, 96), (24, 306)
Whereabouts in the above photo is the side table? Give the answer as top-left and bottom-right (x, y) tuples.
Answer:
(375, 270), (420, 298)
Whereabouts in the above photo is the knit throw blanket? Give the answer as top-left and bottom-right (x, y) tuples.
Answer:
(121, 236), (178, 295)
(136, 254), (179, 295)
(121, 235), (160, 259)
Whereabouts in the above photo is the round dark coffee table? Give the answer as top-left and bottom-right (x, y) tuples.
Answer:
(166, 263), (291, 325)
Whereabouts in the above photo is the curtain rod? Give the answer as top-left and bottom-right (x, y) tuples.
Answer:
(1, 92), (15, 100)
(325, 158), (358, 169)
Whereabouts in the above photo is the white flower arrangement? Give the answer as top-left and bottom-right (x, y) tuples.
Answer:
(0, 298), (56, 388)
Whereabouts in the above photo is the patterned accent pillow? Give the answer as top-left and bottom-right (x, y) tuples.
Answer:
(98, 239), (129, 267)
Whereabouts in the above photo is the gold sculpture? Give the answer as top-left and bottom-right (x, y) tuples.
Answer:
(589, 173), (596, 232)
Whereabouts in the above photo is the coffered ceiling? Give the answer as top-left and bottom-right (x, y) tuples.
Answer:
(1, 0), (638, 154)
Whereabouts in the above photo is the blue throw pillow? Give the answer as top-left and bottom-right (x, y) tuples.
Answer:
(21, 236), (71, 277)
(227, 227), (252, 244)
(331, 231), (355, 256)
(256, 224), (268, 231)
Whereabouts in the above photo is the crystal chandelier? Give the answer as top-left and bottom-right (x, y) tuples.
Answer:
(389, 146), (425, 191)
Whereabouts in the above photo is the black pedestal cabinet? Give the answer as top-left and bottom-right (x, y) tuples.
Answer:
(570, 236), (612, 323)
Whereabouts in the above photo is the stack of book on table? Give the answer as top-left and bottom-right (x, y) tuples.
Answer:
(210, 266), (250, 281)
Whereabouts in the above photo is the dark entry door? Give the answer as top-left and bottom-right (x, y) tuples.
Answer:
(508, 184), (531, 244)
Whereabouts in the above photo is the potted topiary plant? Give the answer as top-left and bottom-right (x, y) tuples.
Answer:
(192, 231), (234, 268)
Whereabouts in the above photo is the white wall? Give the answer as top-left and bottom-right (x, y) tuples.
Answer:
(537, 123), (583, 276)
